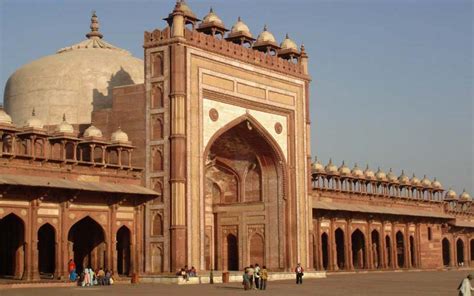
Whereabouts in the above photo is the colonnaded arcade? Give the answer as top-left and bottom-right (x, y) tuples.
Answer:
(0, 1), (472, 281)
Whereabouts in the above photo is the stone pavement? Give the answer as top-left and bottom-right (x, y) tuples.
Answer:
(1, 270), (470, 296)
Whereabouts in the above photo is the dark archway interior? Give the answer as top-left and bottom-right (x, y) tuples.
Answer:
(68, 217), (105, 274)
(38, 223), (55, 276)
(117, 226), (131, 276)
(371, 230), (380, 269)
(321, 233), (329, 270)
(385, 235), (391, 267)
(335, 228), (345, 270)
(396, 231), (405, 268)
(227, 234), (239, 271)
(442, 238), (450, 266)
(351, 230), (365, 269)
(0, 214), (24, 278)
(457, 239), (464, 265)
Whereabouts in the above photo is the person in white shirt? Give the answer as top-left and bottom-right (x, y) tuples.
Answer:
(459, 274), (474, 296)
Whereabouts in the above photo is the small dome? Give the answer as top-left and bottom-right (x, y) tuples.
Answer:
(338, 161), (351, 176)
(398, 170), (410, 184)
(24, 109), (43, 129)
(0, 108), (13, 125)
(375, 167), (387, 181)
(445, 188), (457, 200)
(325, 158), (338, 174)
(230, 17), (251, 36)
(179, 1), (197, 19)
(460, 189), (472, 201)
(280, 33), (298, 50)
(410, 174), (420, 186)
(387, 168), (398, 182)
(111, 128), (129, 143)
(364, 165), (375, 179)
(202, 8), (224, 26)
(83, 125), (103, 138)
(256, 25), (276, 43)
(432, 177), (442, 189)
(351, 163), (364, 178)
(312, 157), (324, 173)
(55, 114), (74, 133)
(421, 175), (432, 187)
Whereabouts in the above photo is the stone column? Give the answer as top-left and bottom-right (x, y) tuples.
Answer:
(169, 41), (187, 272)
(366, 222), (373, 269)
(381, 221), (387, 269)
(450, 236), (456, 267)
(346, 218), (354, 270)
(391, 223), (397, 269)
(329, 218), (336, 271)
(109, 204), (118, 273)
(404, 224), (410, 268)
(27, 200), (40, 280)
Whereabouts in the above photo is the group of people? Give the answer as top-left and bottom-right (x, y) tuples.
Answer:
(68, 259), (115, 287)
(242, 264), (268, 290)
(176, 265), (197, 281)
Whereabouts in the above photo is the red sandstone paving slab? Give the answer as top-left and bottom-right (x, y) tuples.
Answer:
(1, 270), (471, 296)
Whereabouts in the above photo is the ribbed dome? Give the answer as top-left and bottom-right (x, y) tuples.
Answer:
(24, 109), (43, 129)
(325, 159), (338, 174)
(364, 165), (375, 179)
(398, 170), (410, 184)
(445, 188), (457, 200)
(0, 108), (13, 125)
(421, 175), (432, 187)
(432, 178), (442, 189)
(230, 17), (251, 35)
(257, 25), (276, 43)
(55, 114), (74, 133)
(410, 174), (420, 186)
(4, 12), (144, 126)
(312, 157), (324, 173)
(375, 167), (387, 181)
(387, 168), (398, 182)
(351, 163), (364, 178)
(84, 125), (103, 138)
(202, 8), (224, 26)
(280, 33), (298, 50)
(111, 128), (129, 144)
(460, 189), (472, 201)
(338, 161), (351, 176)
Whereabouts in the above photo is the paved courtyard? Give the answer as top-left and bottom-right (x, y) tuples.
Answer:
(1, 270), (470, 296)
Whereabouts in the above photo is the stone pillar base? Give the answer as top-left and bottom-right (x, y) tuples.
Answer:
(170, 226), (186, 272)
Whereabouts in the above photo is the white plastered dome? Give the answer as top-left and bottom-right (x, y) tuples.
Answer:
(111, 128), (129, 144)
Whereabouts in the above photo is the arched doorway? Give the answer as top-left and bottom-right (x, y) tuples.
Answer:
(117, 226), (131, 276)
(442, 238), (450, 266)
(396, 231), (405, 268)
(351, 229), (365, 269)
(226, 234), (239, 271)
(321, 233), (329, 270)
(249, 234), (265, 266)
(471, 240), (474, 266)
(385, 235), (392, 268)
(409, 236), (416, 268)
(335, 228), (345, 270)
(68, 216), (106, 274)
(38, 223), (55, 277)
(457, 239), (465, 266)
(371, 230), (380, 269)
(0, 214), (25, 278)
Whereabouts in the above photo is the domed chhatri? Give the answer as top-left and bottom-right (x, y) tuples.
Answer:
(24, 108), (43, 129)
(312, 157), (324, 173)
(410, 174), (421, 186)
(280, 33), (298, 50)
(432, 177), (443, 189)
(278, 33), (301, 60)
(421, 175), (432, 187)
(55, 114), (74, 134)
(4, 12), (144, 127)
(338, 161), (351, 176)
(375, 167), (387, 181)
(111, 127), (130, 144)
(256, 25), (277, 43)
(387, 168), (398, 182)
(364, 165), (375, 179)
(325, 158), (338, 174)
(351, 163), (364, 178)
(445, 188), (458, 200)
(0, 107), (13, 125)
(202, 7), (224, 26)
(226, 16), (255, 45)
(460, 189), (472, 202)
(83, 125), (103, 138)
(253, 25), (280, 54)
(398, 170), (410, 184)
(197, 7), (228, 37)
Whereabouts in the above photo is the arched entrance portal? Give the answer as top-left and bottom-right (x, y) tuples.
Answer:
(117, 226), (131, 276)
(321, 233), (329, 270)
(226, 234), (239, 271)
(442, 238), (450, 266)
(385, 235), (392, 268)
(68, 217), (106, 274)
(351, 229), (365, 269)
(371, 230), (380, 269)
(38, 223), (55, 276)
(396, 231), (405, 268)
(457, 239), (465, 266)
(0, 214), (25, 278)
(335, 228), (345, 270)
(204, 117), (286, 270)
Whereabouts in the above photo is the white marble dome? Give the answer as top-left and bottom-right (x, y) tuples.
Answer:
(3, 13), (144, 126)
(24, 109), (43, 129)
(0, 108), (13, 125)
(55, 115), (74, 133)
(111, 128), (129, 143)
(231, 17), (251, 36)
(257, 25), (276, 43)
(84, 125), (103, 138)
(280, 34), (298, 50)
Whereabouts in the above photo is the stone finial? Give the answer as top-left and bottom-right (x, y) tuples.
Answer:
(86, 11), (103, 39)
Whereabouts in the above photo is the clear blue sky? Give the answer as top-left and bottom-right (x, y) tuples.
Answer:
(1, 0), (472, 194)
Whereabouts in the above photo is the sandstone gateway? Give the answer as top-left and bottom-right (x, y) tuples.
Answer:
(0, 1), (472, 281)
